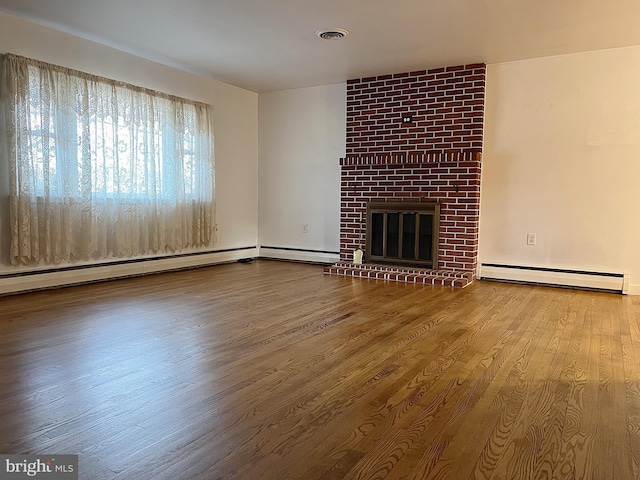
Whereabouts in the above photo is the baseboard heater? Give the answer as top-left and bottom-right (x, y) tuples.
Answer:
(0, 247), (258, 296)
(478, 263), (628, 294)
(258, 246), (340, 265)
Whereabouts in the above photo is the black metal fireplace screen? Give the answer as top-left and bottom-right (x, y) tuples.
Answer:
(366, 202), (439, 268)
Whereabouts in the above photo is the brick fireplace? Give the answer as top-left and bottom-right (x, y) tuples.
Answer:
(325, 63), (486, 287)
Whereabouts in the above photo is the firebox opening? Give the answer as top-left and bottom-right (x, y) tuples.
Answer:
(366, 202), (440, 268)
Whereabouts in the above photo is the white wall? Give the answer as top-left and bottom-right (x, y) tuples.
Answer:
(0, 12), (258, 283)
(258, 84), (346, 263)
(479, 45), (640, 293)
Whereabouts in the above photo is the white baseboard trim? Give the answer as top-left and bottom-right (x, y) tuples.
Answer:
(627, 283), (640, 296)
(258, 246), (339, 264)
(0, 248), (258, 295)
(478, 263), (627, 294)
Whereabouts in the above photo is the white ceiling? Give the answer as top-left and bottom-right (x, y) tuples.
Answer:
(1, 0), (640, 92)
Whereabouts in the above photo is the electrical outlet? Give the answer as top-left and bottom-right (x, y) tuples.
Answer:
(402, 115), (413, 124)
(302, 224), (309, 234)
(527, 233), (536, 245)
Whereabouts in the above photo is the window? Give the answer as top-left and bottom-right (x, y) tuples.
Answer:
(0, 53), (216, 265)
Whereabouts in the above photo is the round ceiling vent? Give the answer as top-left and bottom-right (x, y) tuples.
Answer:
(316, 28), (350, 40)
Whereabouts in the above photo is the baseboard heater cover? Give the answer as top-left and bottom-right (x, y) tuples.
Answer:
(258, 246), (340, 264)
(478, 263), (628, 294)
(0, 247), (259, 295)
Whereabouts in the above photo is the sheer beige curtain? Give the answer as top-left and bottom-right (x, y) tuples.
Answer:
(0, 54), (215, 266)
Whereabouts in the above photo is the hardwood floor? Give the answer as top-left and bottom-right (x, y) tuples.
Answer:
(0, 259), (638, 479)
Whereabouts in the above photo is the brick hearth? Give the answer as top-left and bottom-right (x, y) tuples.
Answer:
(326, 63), (486, 287)
(323, 263), (473, 288)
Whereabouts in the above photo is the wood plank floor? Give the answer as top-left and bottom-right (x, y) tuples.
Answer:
(0, 260), (639, 479)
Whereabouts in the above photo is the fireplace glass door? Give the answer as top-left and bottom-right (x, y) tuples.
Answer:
(367, 202), (439, 268)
